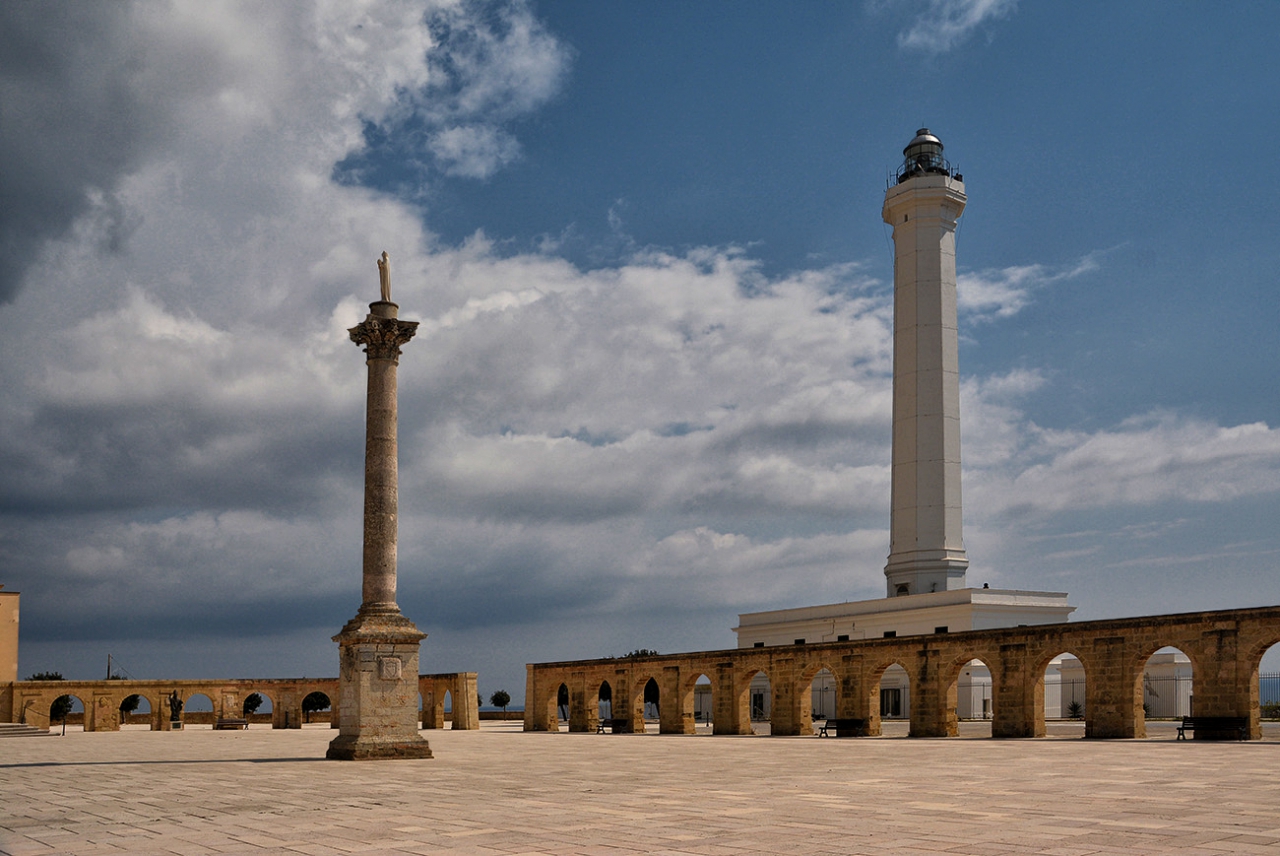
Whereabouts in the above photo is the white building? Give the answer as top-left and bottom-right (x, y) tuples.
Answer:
(732, 588), (1076, 721)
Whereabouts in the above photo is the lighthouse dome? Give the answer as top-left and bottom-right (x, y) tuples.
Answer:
(896, 128), (954, 184)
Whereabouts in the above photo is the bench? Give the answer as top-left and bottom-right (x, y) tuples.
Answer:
(1176, 716), (1247, 741)
(817, 718), (868, 737)
(214, 717), (248, 730)
(596, 718), (631, 733)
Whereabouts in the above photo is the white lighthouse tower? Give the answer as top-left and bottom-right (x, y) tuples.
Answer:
(881, 129), (969, 597)
(732, 131), (1073, 687)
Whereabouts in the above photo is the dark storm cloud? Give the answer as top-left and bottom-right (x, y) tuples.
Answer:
(0, 4), (168, 302)
(0, 397), (364, 517)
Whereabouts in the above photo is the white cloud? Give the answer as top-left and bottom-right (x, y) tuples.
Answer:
(428, 125), (522, 177)
(958, 254), (1098, 322)
(968, 413), (1280, 517)
(896, 0), (1019, 53)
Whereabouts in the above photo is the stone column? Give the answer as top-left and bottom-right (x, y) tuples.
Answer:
(327, 279), (433, 761)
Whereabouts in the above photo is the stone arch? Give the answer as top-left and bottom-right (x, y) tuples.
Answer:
(596, 679), (613, 724)
(118, 691), (152, 728)
(182, 692), (216, 727)
(642, 676), (660, 724)
(939, 651), (1000, 738)
(798, 661), (837, 736)
(868, 658), (910, 737)
(1030, 648), (1089, 738)
(48, 692), (85, 729)
(732, 667), (771, 734)
(241, 688), (274, 722)
(1249, 638), (1280, 739)
(556, 682), (570, 729)
(301, 689), (332, 725)
(611, 673), (660, 734)
(679, 671), (714, 734)
(1134, 643), (1196, 737)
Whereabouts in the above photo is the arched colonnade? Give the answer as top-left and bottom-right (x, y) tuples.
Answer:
(525, 606), (1280, 739)
(3, 672), (478, 733)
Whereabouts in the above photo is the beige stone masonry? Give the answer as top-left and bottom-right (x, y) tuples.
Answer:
(526, 604), (1280, 740)
(2, 672), (477, 732)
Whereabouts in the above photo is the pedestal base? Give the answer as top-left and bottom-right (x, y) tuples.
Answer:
(326, 607), (432, 761)
(325, 734), (433, 760)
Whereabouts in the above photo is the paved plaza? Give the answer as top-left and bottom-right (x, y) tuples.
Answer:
(3, 721), (1280, 856)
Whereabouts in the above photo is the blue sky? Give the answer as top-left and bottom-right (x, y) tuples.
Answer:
(2, 1), (1278, 701)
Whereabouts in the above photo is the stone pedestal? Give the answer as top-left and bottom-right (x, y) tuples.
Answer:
(326, 609), (432, 760)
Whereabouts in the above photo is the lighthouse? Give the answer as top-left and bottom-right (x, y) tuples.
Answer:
(732, 129), (1072, 662)
(881, 129), (969, 597)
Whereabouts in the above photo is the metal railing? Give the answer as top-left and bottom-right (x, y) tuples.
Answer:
(895, 153), (960, 185)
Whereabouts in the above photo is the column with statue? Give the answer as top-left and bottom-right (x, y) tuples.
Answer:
(327, 252), (433, 760)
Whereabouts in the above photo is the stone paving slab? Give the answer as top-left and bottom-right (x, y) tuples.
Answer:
(2, 722), (1279, 856)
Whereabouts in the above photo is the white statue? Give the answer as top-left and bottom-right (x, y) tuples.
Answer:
(377, 251), (392, 302)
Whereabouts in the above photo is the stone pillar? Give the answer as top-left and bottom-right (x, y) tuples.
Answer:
(523, 665), (552, 732)
(659, 665), (689, 734)
(881, 129), (969, 597)
(1085, 636), (1137, 739)
(568, 671), (591, 732)
(991, 645), (1035, 738)
(453, 673), (480, 730)
(770, 660), (802, 736)
(908, 646), (955, 738)
(327, 278), (433, 761)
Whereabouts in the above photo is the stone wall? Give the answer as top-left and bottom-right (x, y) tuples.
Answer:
(525, 605), (1280, 740)
(1, 672), (478, 733)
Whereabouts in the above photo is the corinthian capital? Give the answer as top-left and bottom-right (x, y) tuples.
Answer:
(348, 316), (419, 362)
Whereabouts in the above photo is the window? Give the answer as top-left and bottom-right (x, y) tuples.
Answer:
(753, 641), (764, 648)
(883, 630), (897, 638)
(895, 584), (910, 596)
(934, 626), (949, 634)
(837, 634), (849, 642)
(794, 638), (806, 645)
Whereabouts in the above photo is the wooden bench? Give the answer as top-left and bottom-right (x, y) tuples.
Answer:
(1176, 716), (1247, 741)
(596, 718), (631, 733)
(214, 717), (248, 730)
(817, 718), (867, 737)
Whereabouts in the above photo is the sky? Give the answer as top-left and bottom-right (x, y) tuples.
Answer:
(3, 0), (1279, 703)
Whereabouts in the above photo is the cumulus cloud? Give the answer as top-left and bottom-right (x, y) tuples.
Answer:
(968, 413), (1280, 517)
(957, 253), (1098, 322)
(895, 0), (1019, 52)
(336, 0), (570, 191)
(427, 124), (522, 177)
(0, 1), (446, 303)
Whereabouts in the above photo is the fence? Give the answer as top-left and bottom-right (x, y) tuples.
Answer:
(1262, 672), (1280, 716)
(1143, 674), (1192, 719)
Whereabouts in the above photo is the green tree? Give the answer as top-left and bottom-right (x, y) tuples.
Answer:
(119, 694), (141, 722)
(27, 672), (72, 722)
(302, 691), (330, 724)
(242, 693), (264, 717)
(489, 689), (511, 717)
